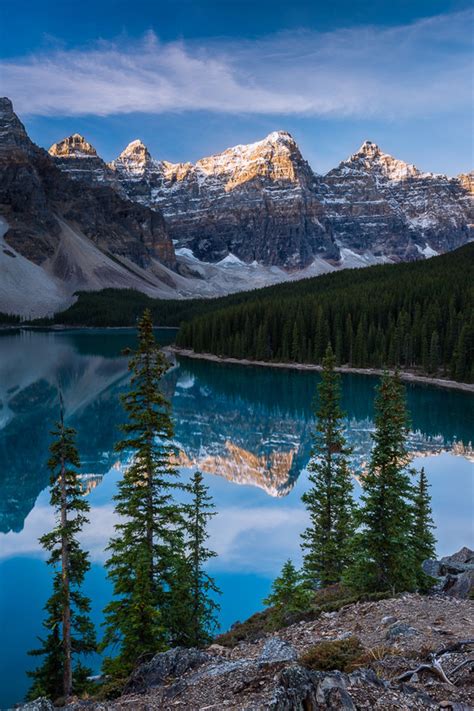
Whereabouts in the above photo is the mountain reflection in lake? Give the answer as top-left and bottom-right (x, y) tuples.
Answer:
(0, 328), (472, 707)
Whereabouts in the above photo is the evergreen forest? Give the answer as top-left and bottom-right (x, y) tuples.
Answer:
(176, 243), (474, 382)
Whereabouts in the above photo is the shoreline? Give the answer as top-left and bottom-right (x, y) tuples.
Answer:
(0, 324), (180, 332)
(167, 347), (474, 394)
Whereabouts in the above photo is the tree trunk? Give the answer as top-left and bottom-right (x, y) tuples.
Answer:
(60, 433), (72, 698)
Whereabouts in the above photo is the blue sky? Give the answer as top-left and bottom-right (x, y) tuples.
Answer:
(0, 0), (472, 174)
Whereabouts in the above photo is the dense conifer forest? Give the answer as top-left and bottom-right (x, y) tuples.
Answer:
(176, 244), (474, 382)
(11, 243), (473, 382)
(0, 312), (21, 324)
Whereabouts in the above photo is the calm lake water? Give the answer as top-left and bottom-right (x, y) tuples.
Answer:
(0, 328), (473, 708)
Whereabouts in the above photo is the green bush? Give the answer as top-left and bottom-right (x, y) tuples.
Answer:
(299, 637), (363, 672)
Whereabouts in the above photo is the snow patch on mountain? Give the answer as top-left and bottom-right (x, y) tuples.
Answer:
(416, 244), (439, 258)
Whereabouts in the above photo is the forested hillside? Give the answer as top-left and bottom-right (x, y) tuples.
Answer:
(176, 244), (474, 382)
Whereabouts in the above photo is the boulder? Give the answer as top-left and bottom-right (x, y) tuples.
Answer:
(441, 547), (474, 565)
(422, 559), (442, 578)
(441, 561), (474, 576)
(386, 623), (418, 640)
(259, 636), (297, 665)
(15, 700), (55, 711)
(269, 664), (321, 710)
(197, 657), (254, 679)
(316, 673), (356, 710)
(349, 668), (387, 688)
(207, 643), (232, 657)
(124, 646), (211, 694)
(443, 568), (474, 599)
(422, 547), (474, 598)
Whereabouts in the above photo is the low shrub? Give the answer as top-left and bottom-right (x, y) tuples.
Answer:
(215, 608), (272, 647)
(299, 637), (364, 672)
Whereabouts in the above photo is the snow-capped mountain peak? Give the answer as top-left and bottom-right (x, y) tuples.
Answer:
(191, 129), (311, 190)
(357, 139), (382, 156)
(111, 139), (156, 176)
(342, 140), (421, 181)
(49, 134), (98, 159)
(44, 116), (472, 271)
(261, 130), (296, 146)
(117, 139), (151, 161)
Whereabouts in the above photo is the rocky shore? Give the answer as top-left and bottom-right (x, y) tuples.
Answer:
(18, 550), (474, 711)
(168, 347), (474, 394)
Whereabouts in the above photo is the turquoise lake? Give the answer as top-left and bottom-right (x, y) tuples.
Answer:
(0, 328), (473, 708)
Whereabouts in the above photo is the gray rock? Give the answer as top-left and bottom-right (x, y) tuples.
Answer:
(443, 568), (474, 599)
(439, 702), (474, 711)
(269, 664), (321, 710)
(441, 546), (474, 565)
(349, 668), (387, 688)
(440, 561), (474, 576)
(14, 700), (55, 711)
(337, 631), (355, 641)
(422, 559), (442, 578)
(386, 623), (418, 640)
(124, 646), (211, 694)
(316, 673), (356, 710)
(197, 658), (254, 679)
(259, 636), (297, 665)
(381, 615), (398, 626)
(323, 686), (357, 710)
(425, 547), (474, 598)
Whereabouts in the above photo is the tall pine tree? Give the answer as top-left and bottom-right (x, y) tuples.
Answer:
(102, 310), (182, 678)
(168, 471), (220, 647)
(346, 371), (417, 593)
(27, 400), (96, 701)
(411, 467), (437, 591)
(301, 345), (355, 588)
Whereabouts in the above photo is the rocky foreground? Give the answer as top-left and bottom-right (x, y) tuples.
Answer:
(20, 550), (474, 711)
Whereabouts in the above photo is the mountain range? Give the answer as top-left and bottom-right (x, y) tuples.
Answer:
(0, 96), (472, 317)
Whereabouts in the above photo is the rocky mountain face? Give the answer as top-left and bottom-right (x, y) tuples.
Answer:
(320, 140), (472, 260)
(0, 98), (182, 315)
(48, 133), (115, 186)
(50, 129), (473, 269)
(1, 95), (472, 316)
(51, 131), (336, 266)
(0, 99), (174, 269)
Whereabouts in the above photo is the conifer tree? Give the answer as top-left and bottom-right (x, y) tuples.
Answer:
(345, 372), (416, 593)
(301, 345), (355, 588)
(168, 471), (220, 647)
(411, 467), (437, 591)
(429, 331), (440, 374)
(102, 309), (182, 678)
(263, 560), (310, 627)
(27, 400), (96, 701)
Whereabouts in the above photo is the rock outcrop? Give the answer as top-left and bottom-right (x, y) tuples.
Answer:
(423, 547), (474, 599)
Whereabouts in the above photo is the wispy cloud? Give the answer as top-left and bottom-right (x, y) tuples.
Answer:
(1, 11), (471, 119)
(0, 501), (306, 576)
